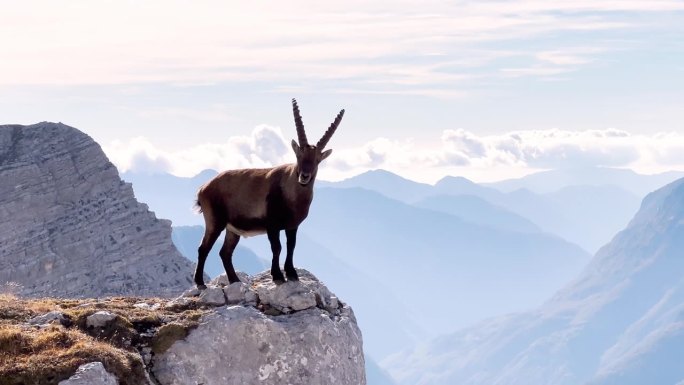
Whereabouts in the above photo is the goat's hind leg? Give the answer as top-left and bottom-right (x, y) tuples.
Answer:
(194, 222), (223, 290)
(219, 230), (241, 284)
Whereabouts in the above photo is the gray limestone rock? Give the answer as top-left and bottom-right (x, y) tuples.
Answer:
(223, 281), (257, 305)
(86, 311), (117, 328)
(28, 310), (67, 326)
(180, 287), (200, 298)
(253, 269), (336, 312)
(153, 269), (365, 385)
(0, 122), (196, 297)
(210, 271), (251, 286)
(58, 362), (118, 385)
(198, 286), (226, 306)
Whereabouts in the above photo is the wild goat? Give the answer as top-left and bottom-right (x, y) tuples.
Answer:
(193, 99), (345, 288)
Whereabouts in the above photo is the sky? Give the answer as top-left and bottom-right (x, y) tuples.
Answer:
(1, 0), (683, 182)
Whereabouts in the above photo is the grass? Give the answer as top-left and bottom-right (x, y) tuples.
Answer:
(0, 294), (209, 385)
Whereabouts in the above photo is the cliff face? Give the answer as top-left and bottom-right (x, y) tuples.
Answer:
(0, 122), (194, 297)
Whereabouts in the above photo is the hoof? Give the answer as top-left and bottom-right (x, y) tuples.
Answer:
(271, 269), (286, 284)
(197, 284), (207, 291)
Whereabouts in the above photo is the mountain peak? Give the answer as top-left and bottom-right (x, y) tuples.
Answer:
(0, 122), (195, 297)
(435, 175), (476, 187)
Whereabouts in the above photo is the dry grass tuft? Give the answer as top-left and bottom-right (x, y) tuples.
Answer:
(0, 295), (209, 385)
(0, 325), (146, 385)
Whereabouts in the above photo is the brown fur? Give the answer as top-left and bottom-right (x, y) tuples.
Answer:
(192, 99), (343, 287)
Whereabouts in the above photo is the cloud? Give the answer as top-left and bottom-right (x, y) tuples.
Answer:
(1, 0), (682, 95)
(103, 125), (684, 183)
(103, 124), (294, 176)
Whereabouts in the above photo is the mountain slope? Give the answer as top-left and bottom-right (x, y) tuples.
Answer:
(324, 169), (433, 203)
(385, 178), (684, 385)
(0, 122), (195, 297)
(121, 169), (217, 226)
(414, 194), (540, 233)
(303, 187), (590, 333)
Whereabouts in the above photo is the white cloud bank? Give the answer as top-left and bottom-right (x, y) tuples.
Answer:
(103, 126), (684, 183)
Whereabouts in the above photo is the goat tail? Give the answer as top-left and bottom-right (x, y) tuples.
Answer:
(194, 198), (203, 214)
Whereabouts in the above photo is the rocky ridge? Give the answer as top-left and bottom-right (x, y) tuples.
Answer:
(0, 122), (195, 297)
(1, 269), (365, 385)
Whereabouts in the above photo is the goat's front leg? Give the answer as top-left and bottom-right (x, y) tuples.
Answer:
(267, 228), (285, 284)
(284, 228), (299, 281)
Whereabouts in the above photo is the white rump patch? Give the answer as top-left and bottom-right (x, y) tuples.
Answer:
(226, 224), (266, 238)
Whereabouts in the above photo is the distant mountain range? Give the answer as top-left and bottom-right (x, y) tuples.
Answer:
(333, 169), (645, 253)
(384, 177), (684, 385)
(121, 167), (674, 253)
(486, 167), (684, 196)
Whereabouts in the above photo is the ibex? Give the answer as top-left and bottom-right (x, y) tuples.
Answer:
(193, 99), (345, 288)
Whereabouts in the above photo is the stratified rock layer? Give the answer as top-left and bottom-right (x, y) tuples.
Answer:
(0, 122), (195, 297)
(153, 269), (366, 385)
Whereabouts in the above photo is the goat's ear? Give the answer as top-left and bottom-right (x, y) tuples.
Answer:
(320, 148), (333, 161)
(291, 140), (301, 156)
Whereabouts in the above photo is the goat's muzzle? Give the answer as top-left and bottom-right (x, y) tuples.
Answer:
(298, 173), (312, 186)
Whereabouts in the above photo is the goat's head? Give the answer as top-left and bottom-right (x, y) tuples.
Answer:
(290, 98), (345, 186)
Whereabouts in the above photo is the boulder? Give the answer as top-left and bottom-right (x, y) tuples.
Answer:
(58, 362), (118, 385)
(152, 269), (365, 385)
(28, 311), (67, 326)
(86, 311), (117, 328)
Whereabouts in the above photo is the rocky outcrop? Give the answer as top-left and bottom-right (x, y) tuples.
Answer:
(58, 362), (118, 385)
(0, 122), (195, 297)
(153, 269), (366, 385)
(2, 269), (364, 384)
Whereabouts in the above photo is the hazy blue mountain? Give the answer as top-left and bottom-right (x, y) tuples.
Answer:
(414, 194), (540, 233)
(542, 185), (641, 253)
(328, 170), (642, 253)
(122, 169), (217, 226)
(434, 175), (503, 201)
(487, 166), (684, 196)
(324, 169), (433, 202)
(300, 187), (590, 333)
(385, 178), (684, 385)
(366, 357), (397, 385)
(171, 225), (268, 276)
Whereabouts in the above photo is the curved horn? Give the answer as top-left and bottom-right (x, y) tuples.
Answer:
(317, 109), (345, 149)
(292, 98), (308, 146)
